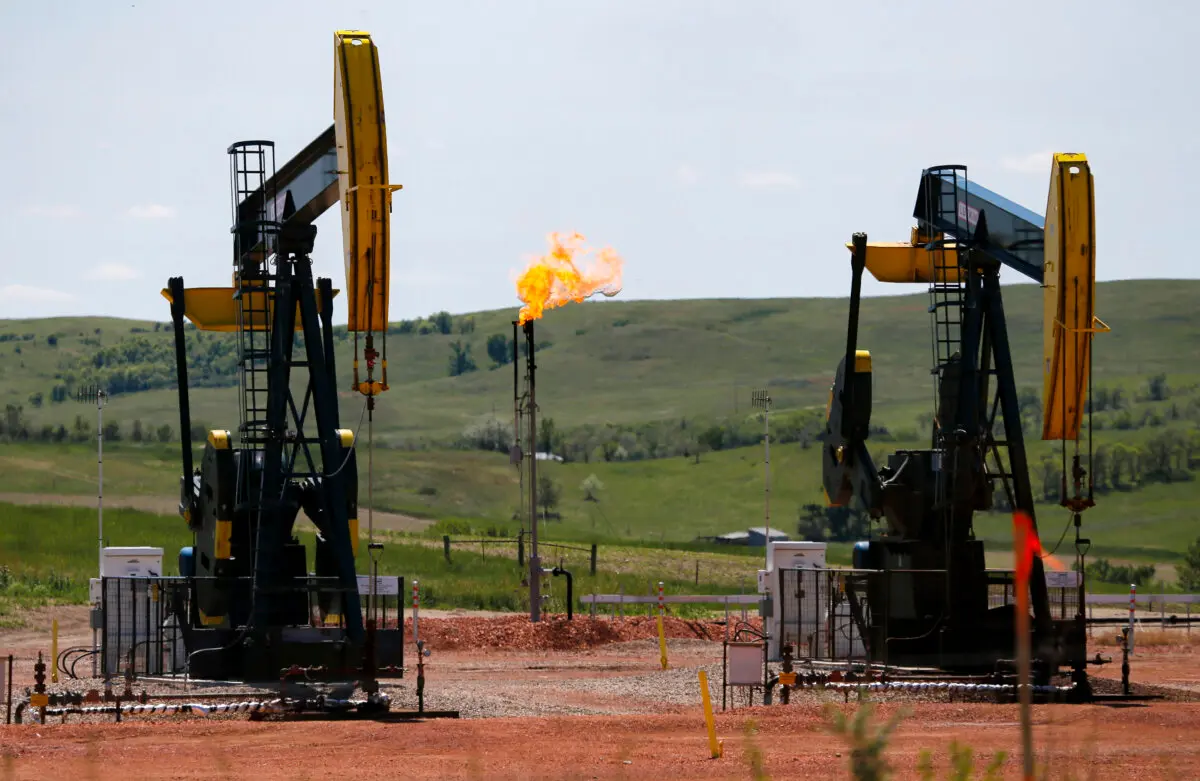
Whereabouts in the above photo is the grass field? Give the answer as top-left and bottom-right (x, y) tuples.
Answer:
(0, 503), (769, 625)
(2, 435), (1197, 571)
(4, 279), (1200, 444)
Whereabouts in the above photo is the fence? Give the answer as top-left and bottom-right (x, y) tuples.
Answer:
(99, 574), (405, 678)
(773, 567), (1085, 667)
(442, 534), (598, 574)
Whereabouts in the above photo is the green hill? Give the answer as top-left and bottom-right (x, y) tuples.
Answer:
(3, 279), (1199, 447)
(4, 277), (1200, 585)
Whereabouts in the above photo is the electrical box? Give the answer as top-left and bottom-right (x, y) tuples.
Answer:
(761, 540), (827, 662)
(101, 547), (164, 578)
(768, 541), (827, 572)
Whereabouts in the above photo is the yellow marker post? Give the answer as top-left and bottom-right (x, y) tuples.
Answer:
(51, 619), (58, 684)
(657, 581), (668, 670)
(698, 670), (723, 758)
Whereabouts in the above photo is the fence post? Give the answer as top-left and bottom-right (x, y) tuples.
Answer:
(590, 544), (597, 575)
(3, 654), (10, 724)
(443, 535), (451, 563)
(412, 579), (420, 645)
(519, 531), (525, 568)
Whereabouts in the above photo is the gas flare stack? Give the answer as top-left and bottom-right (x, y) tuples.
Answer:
(512, 232), (624, 623)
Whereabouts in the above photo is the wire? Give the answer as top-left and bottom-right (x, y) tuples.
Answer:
(324, 398), (369, 478)
(1042, 511), (1074, 558)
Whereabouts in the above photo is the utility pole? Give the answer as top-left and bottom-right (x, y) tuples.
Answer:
(76, 385), (109, 576)
(752, 389), (771, 568)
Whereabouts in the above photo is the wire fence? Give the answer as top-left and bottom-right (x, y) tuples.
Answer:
(98, 575), (406, 679)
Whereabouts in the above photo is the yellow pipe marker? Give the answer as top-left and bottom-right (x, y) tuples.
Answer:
(657, 581), (668, 670)
(698, 670), (723, 758)
(51, 619), (59, 683)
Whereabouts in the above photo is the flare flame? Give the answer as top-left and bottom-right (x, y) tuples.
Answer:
(514, 232), (624, 325)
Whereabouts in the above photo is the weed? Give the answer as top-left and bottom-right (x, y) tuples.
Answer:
(823, 702), (907, 781)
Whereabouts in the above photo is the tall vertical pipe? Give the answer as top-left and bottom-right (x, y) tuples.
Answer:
(525, 320), (540, 622)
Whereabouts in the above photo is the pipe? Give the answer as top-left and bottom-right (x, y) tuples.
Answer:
(525, 320), (540, 622)
(551, 567), (574, 621)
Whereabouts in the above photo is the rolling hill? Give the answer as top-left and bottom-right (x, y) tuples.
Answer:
(3, 279), (1199, 446)
(3, 279), (1200, 582)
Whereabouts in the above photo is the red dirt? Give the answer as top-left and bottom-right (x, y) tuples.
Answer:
(3, 612), (1199, 779)
(416, 614), (757, 651)
(3, 703), (1200, 780)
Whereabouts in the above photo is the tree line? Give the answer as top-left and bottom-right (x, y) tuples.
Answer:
(456, 407), (837, 464)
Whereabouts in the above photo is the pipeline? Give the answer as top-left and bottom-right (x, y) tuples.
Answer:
(551, 566), (574, 621)
(23, 694), (390, 723)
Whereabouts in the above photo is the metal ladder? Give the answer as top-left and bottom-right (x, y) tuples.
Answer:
(922, 166), (973, 548)
(228, 141), (279, 451)
(924, 164), (972, 392)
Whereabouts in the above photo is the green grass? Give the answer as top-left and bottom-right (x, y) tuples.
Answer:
(0, 503), (757, 623)
(0, 503), (192, 625)
(4, 434), (1199, 569)
(6, 279), (1200, 444)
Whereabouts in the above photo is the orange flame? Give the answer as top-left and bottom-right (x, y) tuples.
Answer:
(514, 232), (623, 325)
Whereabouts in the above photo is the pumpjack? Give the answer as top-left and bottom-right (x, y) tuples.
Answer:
(822, 156), (1106, 683)
(161, 31), (401, 683)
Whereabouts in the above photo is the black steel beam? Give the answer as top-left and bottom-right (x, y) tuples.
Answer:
(982, 271), (1051, 635)
(167, 277), (199, 529)
(231, 126), (338, 264)
(294, 262), (364, 642)
(914, 169), (1045, 283)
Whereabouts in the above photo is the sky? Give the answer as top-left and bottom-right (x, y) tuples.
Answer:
(0, 0), (1194, 324)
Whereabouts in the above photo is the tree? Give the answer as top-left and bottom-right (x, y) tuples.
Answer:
(1147, 373), (1170, 402)
(432, 311), (453, 334)
(131, 419), (144, 442)
(28, 392), (43, 408)
(1177, 537), (1200, 592)
(538, 417), (558, 455)
(447, 340), (477, 377)
(537, 473), (561, 519)
(46, 334), (58, 347)
(486, 333), (513, 367)
(698, 425), (725, 452)
(1037, 454), (1062, 502)
(156, 424), (173, 442)
(1091, 444), (1111, 491)
(580, 474), (604, 502)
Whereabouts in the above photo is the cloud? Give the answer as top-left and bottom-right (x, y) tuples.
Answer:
(127, 203), (177, 219)
(87, 263), (140, 282)
(20, 204), (82, 218)
(676, 164), (701, 187)
(1001, 151), (1053, 175)
(0, 284), (76, 304)
(738, 170), (800, 190)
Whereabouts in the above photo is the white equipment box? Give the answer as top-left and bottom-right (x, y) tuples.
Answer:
(758, 541), (827, 661)
(90, 547), (164, 603)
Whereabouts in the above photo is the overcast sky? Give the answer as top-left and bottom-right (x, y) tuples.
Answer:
(0, 0), (1193, 323)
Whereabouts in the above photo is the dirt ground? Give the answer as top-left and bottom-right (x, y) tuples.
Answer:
(2, 608), (1199, 780)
